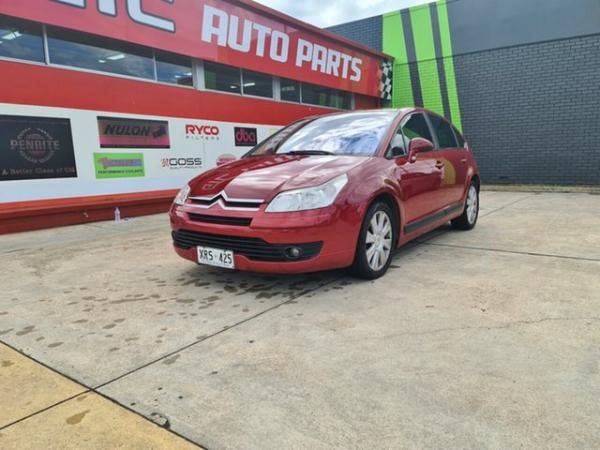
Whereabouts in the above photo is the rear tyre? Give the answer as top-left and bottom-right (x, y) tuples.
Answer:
(451, 182), (479, 230)
(349, 202), (396, 279)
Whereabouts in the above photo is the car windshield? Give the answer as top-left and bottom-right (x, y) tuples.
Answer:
(246, 111), (398, 157)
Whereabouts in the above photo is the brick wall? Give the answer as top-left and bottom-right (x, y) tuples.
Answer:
(454, 34), (600, 185)
(329, 14), (600, 186)
(328, 16), (382, 53)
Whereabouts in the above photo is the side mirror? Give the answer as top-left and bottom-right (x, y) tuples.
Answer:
(408, 138), (434, 162)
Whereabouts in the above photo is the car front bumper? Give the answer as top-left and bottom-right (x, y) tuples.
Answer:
(169, 203), (360, 274)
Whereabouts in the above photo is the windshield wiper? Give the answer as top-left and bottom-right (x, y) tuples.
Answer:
(285, 150), (335, 156)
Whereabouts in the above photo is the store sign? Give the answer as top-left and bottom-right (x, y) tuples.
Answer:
(98, 117), (170, 149)
(3, 1), (382, 97)
(185, 124), (220, 140)
(161, 157), (203, 170)
(0, 115), (77, 181)
(93, 152), (145, 178)
(234, 127), (257, 147)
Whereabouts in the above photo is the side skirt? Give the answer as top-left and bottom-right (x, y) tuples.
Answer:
(403, 201), (463, 234)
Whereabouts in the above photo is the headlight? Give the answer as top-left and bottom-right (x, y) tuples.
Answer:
(266, 174), (348, 213)
(173, 184), (191, 206)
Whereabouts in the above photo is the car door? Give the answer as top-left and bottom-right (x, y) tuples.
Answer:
(390, 112), (444, 225)
(427, 113), (466, 205)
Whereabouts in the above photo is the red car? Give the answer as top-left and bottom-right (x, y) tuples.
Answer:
(170, 108), (479, 279)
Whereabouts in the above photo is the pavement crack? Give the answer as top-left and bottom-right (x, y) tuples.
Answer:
(421, 242), (600, 263)
(384, 316), (600, 339)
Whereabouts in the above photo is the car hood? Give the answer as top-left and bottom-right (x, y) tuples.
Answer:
(189, 155), (369, 201)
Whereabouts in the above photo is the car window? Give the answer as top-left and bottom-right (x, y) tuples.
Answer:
(401, 113), (433, 148)
(247, 111), (398, 157)
(428, 114), (458, 149)
(452, 125), (466, 148)
(386, 127), (410, 158)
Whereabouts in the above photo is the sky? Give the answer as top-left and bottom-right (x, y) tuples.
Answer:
(254, 0), (433, 28)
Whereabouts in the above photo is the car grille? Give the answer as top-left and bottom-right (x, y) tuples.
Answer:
(188, 213), (252, 227)
(172, 230), (323, 262)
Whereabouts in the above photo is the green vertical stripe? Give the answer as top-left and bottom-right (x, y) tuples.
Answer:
(409, 6), (444, 115)
(436, 0), (463, 132)
(383, 12), (414, 107)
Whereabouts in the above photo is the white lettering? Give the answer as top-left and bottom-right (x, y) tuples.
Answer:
(340, 53), (352, 79)
(325, 50), (341, 77)
(350, 57), (362, 82)
(253, 23), (271, 57)
(98, 0), (116, 15)
(270, 31), (289, 62)
(201, 5), (228, 46)
(127, 0), (175, 32)
(54, 0), (84, 6)
(228, 15), (253, 53)
(311, 44), (327, 73)
(296, 39), (313, 67)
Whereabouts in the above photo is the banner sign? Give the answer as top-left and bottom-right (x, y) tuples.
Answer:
(234, 127), (258, 147)
(0, 115), (77, 181)
(98, 116), (170, 149)
(93, 152), (145, 178)
(2, 0), (383, 97)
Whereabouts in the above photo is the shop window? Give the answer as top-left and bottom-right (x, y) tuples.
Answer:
(280, 78), (300, 102)
(302, 83), (352, 110)
(47, 27), (154, 79)
(156, 51), (193, 86)
(204, 61), (241, 94)
(0, 16), (45, 63)
(242, 69), (272, 98)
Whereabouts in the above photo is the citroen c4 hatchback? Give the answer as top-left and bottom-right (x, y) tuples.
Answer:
(170, 108), (480, 279)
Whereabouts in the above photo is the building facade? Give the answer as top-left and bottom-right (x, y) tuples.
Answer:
(0, 0), (388, 233)
(329, 0), (600, 185)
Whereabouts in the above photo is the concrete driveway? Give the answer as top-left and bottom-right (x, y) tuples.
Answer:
(1, 191), (599, 449)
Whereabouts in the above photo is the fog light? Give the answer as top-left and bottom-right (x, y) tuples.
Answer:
(285, 246), (302, 260)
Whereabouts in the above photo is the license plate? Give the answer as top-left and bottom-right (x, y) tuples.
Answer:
(197, 246), (235, 269)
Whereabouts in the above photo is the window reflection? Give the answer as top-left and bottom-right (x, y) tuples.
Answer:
(204, 61), (241, 94)
(156, 51), (192, 86)
(280, 78), (300, 102)
(242, 69), (273, 98)
(47, 27), (154, 79)
(0, 16), (44, 63)
(302, 83), (352, 110)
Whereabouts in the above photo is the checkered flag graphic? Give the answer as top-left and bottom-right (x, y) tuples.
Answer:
(380, 60), (393, 101)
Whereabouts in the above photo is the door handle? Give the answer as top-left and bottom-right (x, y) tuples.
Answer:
(460, 158), (468, 164)
(435, 161), (444, 169)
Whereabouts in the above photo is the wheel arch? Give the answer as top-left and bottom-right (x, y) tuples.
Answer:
(366, 191), (402, 247)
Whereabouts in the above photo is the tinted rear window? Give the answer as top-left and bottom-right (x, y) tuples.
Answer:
(428, 114), (458, 148)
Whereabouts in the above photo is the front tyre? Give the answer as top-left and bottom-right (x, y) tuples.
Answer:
(350, 202), (395, 279)
(451, 182), (479, 230)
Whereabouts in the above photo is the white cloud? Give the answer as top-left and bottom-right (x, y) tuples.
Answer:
(254, 0), (433, 28)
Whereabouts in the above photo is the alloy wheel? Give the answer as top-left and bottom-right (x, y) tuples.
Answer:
(466, 185), (478, 225)
(365, 211), (393, 271)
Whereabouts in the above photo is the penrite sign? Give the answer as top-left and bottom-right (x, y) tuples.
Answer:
(1, 0), (383, 97)
(0, 115), (77, 181)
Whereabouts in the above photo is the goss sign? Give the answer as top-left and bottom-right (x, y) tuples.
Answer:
(7, 1), (382, 96)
